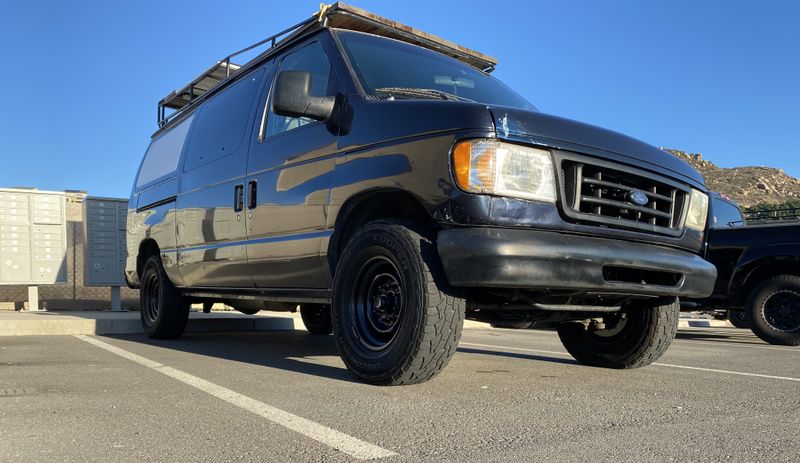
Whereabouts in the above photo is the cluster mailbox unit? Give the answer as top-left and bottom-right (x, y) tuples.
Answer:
(83, 197), (128, 310)
(0, 188), (68, 310)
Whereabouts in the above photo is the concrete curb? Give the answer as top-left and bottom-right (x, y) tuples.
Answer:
(678, 318), (733, 328)
(0, 311), (731, 336)
(0, 312), (299, 337)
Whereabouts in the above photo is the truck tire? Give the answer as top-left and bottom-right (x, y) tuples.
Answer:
(300, 304), (333, 335)
(331, 220), (465, 385)
(556, 298), (679, 369)
(727, 310), (750, 329)
(745, 275), (800, 346)
(140, 255), (190, 339)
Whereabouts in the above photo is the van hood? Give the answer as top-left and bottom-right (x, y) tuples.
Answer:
(487, 107), (705, 189)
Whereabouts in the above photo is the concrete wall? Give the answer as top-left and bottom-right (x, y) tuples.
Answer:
(0, 192), (139, 310)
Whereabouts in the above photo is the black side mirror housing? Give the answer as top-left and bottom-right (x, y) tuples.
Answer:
(272, 71), (335, 121)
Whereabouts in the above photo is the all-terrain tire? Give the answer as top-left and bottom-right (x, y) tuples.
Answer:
(556, 298), (679, 369)
(490, 311), (534, 329)
(140, 255), (190, 339)
(491, 320), (534, 329)
(234, 307), (261, 315)
(727, 310), (750, 329)
(745, 275), (800, 346)
(331, 220), (465, 385)
(300, 304), (333, 335)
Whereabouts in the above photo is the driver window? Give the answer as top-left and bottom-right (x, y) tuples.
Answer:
(264, 42), (334, 138)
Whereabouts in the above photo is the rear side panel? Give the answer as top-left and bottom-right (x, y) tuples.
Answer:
(126, 114), (196, 287)
(126, 178), (181, 286)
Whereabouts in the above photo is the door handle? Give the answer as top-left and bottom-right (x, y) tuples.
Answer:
(248, 180), (257, 210)
(234, 184), (244, 212)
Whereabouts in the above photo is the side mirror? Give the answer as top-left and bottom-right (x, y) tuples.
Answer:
(272, 70), (335, 121)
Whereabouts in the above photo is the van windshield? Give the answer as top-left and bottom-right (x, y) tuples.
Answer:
(335, 30), (536, 111)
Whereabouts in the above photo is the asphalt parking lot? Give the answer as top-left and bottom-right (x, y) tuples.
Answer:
(2, 326), (798, 462)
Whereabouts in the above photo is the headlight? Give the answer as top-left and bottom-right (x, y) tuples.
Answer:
(452, 139), (557, 203)
(685, 189), (709, 231)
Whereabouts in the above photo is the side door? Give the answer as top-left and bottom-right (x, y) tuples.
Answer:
(246, 38), (342, 288)
(176, 65), (268, 287)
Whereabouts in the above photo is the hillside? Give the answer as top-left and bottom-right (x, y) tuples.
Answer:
(663, 149), (800, 208)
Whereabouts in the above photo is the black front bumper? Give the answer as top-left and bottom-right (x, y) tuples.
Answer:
(437, 227), (717, 298)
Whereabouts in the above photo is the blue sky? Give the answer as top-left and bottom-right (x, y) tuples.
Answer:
(1, 1), (798, 198)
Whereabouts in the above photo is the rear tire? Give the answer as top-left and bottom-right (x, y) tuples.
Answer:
(332, 220), (465, 385)
(745, 275), (800, 346)
(300, 304), (333, 335)
(491, 310), (534, 329)
(556, 298), (679, 369)
(140, 255), (190, 339)
(727, 310), (750, 329)
(491, 320), (534, 329)
(234, 307), (261, 315)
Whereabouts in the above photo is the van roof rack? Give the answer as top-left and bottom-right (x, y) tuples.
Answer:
(157, 2), (498, 129)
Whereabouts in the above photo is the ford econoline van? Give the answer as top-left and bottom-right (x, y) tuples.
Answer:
(127, 4), (716, 385)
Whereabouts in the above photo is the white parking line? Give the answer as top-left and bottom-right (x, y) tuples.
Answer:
(479, 328), (800, 353)
(673, 338), (800, 353)
(651, 363), (800, 381)
(74, 335), (396, 461)
(459, 341), (800, 383)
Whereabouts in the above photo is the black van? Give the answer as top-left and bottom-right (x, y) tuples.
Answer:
(127, 4), (716, 385)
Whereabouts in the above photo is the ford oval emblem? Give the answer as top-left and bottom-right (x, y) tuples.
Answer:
(629, 190), (649, 206)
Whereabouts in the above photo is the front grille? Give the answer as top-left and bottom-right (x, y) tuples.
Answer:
(560, 158), (688, 235)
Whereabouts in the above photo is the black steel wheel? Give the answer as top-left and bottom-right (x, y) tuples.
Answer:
(746, 275), (800, 346)
(332, 220), (465, 385)
(350, 256), (406, 349)
(727, 310), (750, 329)
(300, 304), (333, 335)
(556, 298), (679, 369)
(139, 255), (190, 339)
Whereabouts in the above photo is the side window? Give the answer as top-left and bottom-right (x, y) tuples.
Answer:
(184, 67), (265, 171)
(264, 42), (334, 138)
(136, 113), (194, 188)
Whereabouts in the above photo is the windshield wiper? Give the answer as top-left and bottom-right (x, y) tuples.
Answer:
(374, 87), (474, 102)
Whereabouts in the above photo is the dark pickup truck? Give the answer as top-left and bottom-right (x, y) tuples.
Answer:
(704, 222), (800, 345)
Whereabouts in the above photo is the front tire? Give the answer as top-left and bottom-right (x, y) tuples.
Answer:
(745, 275), (800, 346)
(332, 220), (465, 385)
(140, 255), (190, 339)
(556, 298), (679, 369)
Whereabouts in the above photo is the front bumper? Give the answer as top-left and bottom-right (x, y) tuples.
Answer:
(437, 227), (717, 298)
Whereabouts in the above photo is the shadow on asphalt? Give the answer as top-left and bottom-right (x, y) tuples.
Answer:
(456, 347), (578, 365)
(103, 330), (581, 383)
(106, 331), (360, 383)
(675, 328), (768, 346)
